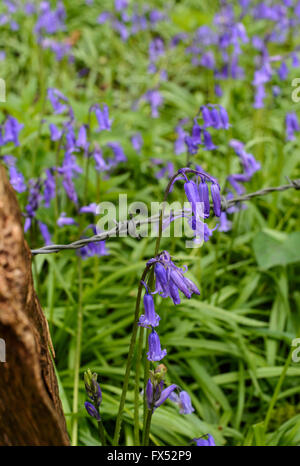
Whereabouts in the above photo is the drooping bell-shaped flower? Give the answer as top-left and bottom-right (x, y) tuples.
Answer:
(139, 293), (160, 328)
(210, 183), (221, 217)
(198, 181), (210, 217)
(178, 391), (194, 414)
(147, 330), (167, 362)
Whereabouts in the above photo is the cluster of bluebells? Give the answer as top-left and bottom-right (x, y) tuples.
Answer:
(145, 365), (195, 418)
(34, 1), (74, 62)
(184, 105), (230, 155)
(97, 1), (166, 42)
(179, 167), (222, 243)
(1, 86), (128, 258)
(135, 249), (201, 415)
(219, 140), (261, 233)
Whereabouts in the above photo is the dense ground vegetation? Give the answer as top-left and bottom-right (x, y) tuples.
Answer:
(1, 0), (300, 446)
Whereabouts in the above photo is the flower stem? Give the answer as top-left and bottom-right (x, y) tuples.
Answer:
(113, 265), (151, 446)
(143, 409), (153, 446)
(71, 257), (83, 446)
(134, 326), (145, 445)
(263, 343), (297, 434)
(97, 419), (107, 446)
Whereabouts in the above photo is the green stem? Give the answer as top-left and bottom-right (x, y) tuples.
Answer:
(143, 409), (153, 446)
(97, 420), (107, 446)
(263, 346), (295, 433)
(113, 265), (151, 446)
(143, 329), (150, 432)
(71, 257), (83, 446)
(134, 326), (145, 445)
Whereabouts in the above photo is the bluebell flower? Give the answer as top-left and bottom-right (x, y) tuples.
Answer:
(94, 104), (112, 131)
(84, 402), (101, 421)
(151, 251), (200, 305)
(57, 212), (77, 227)
(2, 116), (24, 146)
(285, 112), (300, 141)
(211, 183), (221, 217)
(138, 292), (160, 328)
(147, 330), (167, 362)
(107, 142), (127, 164)
(24, 179), (42, 232)
(92, 145), (109, 172)
(170, 390), (195, 414)
(143, 89), (163, 118)
(131, 133), (143, 153)
(2, 155), (26, 193)
(47, 88), (70, 115)
(277, 62), (289, 80)
(146, 378), (177, 410)
(38, 221), (52, 245)
(193, 434), (215, 446)
(49, 123), (62, 141)
(44, 168), (56, 207)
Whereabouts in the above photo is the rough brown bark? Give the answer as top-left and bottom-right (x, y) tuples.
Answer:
(0, 166), (69, 446)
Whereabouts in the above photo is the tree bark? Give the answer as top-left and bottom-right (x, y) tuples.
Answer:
(0, 166), (70, 446)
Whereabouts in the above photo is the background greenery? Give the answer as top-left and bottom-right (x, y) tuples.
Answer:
(1, 0), (300, 446)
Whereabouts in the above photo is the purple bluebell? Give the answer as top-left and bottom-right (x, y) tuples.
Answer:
(115, 0), (128, 11)
(253, 83), (266, 109)
(174, 122), (188, 155)
(138, 292), (160, 328)
(277, 62), (289, 80)
(79, 203), (97, 214)
(38, 221), (52, 245)
(285, 112), (300, 141)
(155, 162), (174, 180)
(79, 225), (109, 259)
(131, 133), (143, 153)
(97, 12), (111, 24)
(147, 330), (167, 362)
(198, 181), (210, 218)
(3, 155), (26, 193)
(93, 146), (109, 172)
(44, 169), (56, 207)
(211, 183), (221, 217)
(146, 379), (177, 410)
(49, 123), (62, 141)
(47, 88), (69, 115)
(94, 104), (111, 131)
(58, 150), (82, 203)
(219, 212), (232, 232)
(193, 434), (215, 446)
(143, 89), (163, 118)
(35, 1), (66, 37)
(2, 116), (24, 146)
(24, 179), (42, 232)
(170, 391), (195, 414)
(84, 402), (100, 421)
(57, 212), (77, 227)
(76, 125), (89, 151)
(202, 129), (217, 150)
(150, 251), (200, 305)
(107, 142), (127, 164)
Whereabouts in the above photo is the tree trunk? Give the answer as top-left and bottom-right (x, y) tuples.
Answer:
(0, 166), (69, 446)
